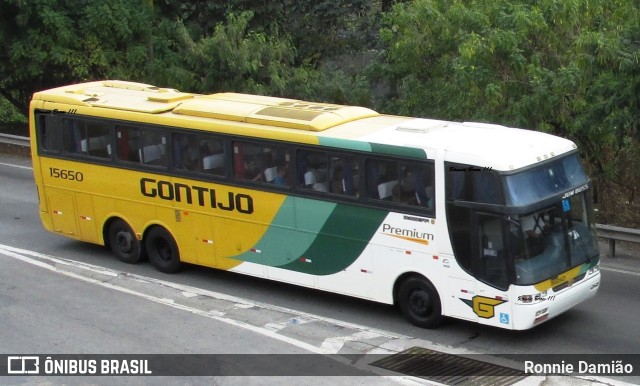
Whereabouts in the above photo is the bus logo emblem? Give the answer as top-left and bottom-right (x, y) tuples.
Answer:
(460, 295), (506, 319)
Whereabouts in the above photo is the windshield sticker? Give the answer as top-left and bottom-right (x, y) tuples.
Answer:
(449, 166), (493, 172)
(562, 184), (589, 199)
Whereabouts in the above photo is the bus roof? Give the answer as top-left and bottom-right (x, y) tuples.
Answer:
(325, 117), (577, 172)
(32, 80), (577, 172)
(32, 80), (378, 132)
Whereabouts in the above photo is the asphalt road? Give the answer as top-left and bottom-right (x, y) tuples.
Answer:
(1, 149), (639, 385)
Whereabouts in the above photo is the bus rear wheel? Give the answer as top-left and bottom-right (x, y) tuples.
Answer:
(145, 227), (181, 273)
(108, 219), (143, 264)
(398, 276), (444, 329)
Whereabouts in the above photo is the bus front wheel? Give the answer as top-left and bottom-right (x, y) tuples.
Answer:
(145, 227), (181, 273)
(108, 219), (144, 264)
(398, 276), (444, 329)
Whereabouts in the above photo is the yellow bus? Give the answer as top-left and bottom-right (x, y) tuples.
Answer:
(30, 80), (600, 330)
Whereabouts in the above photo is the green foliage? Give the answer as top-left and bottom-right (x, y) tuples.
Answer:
(1, 0), (639, 225)
(0, 0), (154, 115)
(375, 0), (640, 225)
(0, 1), (374, 115)
(380, 0), (640, 134)
(151, 11), (296, 95)
(155, 0), (373, 66)
(0, 95), (26, 123)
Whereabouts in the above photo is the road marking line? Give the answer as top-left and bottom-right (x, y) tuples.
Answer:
(322, 330), (391, 354)
(601, 266), (640, 277)
(5, 244), (637, 384)
(0, 243), (406, 340)
(0, 245), (333, 355)
(0, 243), (428, 384)
(0, 162), (33, 170)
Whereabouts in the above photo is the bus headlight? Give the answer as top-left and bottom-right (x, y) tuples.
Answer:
(536, 308), (548, 317)
(588, 264), (599, 275)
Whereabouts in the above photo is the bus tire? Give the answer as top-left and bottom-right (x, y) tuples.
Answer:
(398, 275), (444, 329)
(108, 219), (143, 264)
(145, 227), (181, 273)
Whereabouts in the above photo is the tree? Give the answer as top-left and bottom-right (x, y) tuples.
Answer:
(374, 0), (640, 225)
(0, 0), (154, 116)
(376, 1), (638, 126)
(151, 11), (296, 96)
(155, 0), (373, 66)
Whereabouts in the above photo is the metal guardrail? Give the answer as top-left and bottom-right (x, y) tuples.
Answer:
(1, 133), (638, 257)
(0, 133), (30, 147)
(596, 224), (640, 257)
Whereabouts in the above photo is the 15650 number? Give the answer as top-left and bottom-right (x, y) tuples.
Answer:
(49, 167), (84, 181)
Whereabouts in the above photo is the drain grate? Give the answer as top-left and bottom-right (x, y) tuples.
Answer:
(369, 347), (527, 386)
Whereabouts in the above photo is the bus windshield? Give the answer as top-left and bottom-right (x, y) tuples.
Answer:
(504, 154), (588, 206)
(510, 191), (599, 285)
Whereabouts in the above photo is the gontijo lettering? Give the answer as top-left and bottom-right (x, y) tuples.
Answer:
(140, 178), (254, 214)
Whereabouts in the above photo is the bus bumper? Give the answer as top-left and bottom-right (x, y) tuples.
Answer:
(512, 271), (601, 330)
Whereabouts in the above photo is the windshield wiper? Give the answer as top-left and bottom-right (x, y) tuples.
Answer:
(570, 227), (593, 265)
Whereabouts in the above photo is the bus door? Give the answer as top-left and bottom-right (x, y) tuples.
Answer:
(443, 210), (511, 324)
(471, 212), (512, 327)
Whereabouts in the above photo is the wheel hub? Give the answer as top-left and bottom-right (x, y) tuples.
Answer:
(116, 231), (133, 253)
(409, 289), (431, 316)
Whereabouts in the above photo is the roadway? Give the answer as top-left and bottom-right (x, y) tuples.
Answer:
(1, 147), (639, 385)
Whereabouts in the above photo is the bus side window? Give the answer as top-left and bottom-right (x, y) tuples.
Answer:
(234, 141), (290, 186)
(62, 119), (87, 154)
(172, 132), (200, 172)
(366, 159), (398, 201)
(234, 142), (263, 181)
(408, 162), (434, 209)
(336, 156), (360, 196)
(200, 136), (226, 176)
(140, 130), (167, 166)
(268, 147), (290, 186)
(116, 126), (141, 163)
(37, 114), (60, 152)
(298, 150), (329, 192)
(84, 121), (111, 159)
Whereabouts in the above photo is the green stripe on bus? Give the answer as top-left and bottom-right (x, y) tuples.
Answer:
(318, 137), (426, 159)
(234, 198), (387, 275)
(279, 204), (387, 275)
(370, 143), (427, 159)
(318, 137), (372, 152)
(233, 196), (336, 266)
